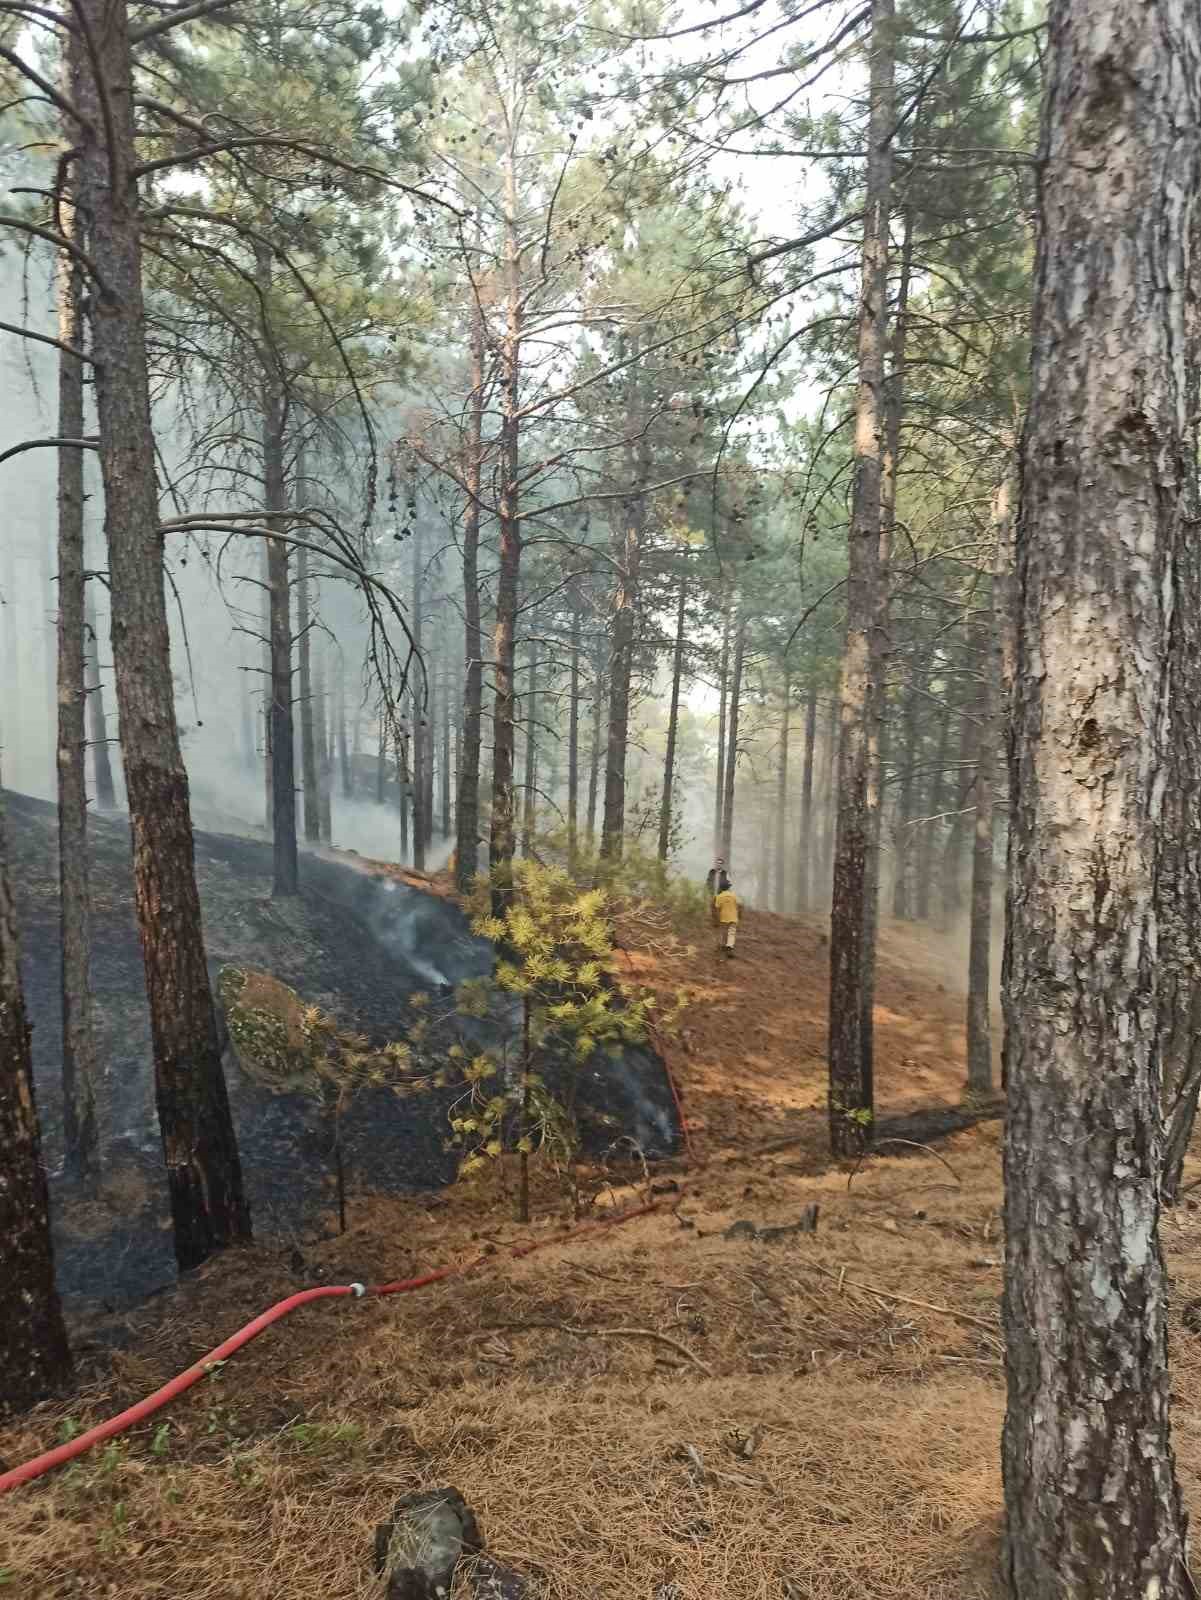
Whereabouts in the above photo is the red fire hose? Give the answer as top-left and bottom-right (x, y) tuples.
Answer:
(0, 1198), (666, 1497)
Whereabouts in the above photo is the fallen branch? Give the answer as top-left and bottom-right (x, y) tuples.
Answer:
(801, 1261), (998, 1334)
(486, 1319), (712, 1375)
(846, 1138), (962, 1190)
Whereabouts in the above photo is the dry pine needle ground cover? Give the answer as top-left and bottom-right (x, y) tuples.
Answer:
(5, 909), (1201, 1600)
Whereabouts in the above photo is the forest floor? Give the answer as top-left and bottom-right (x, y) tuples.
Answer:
(5, 905), (1201, 1599)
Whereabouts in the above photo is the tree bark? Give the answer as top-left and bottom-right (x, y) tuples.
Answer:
(1001, 0), (1200, 1588)
(297, 545), (320, 844)
(916, 689), (949, 922)
(440, 639), (452, 838)
(456, 260), (485, 893)
(940, 690), (972, 930)
(75, 0), (250, 1269)
(826, 0), (894, 1159)
(55, 152), (100, 1191)
(337, 659), (353, 800)
(84, 587), (116, 810)
(0, 782), (73, 1416)
(720, 603), (746, 864)
(658, 574), (688, 863)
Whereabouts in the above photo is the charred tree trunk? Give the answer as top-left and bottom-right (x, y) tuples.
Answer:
(827, 0), (893, 1159)
(55, 171), (100, 1191)
(297, 546), (320, 845)
(720, 604), (746, 862)
(0, 782), (73, 1415)
(337, 660), (352, 801)
(658, 574), (688, 863)
(76, 0), (250, 1268)
(455, 265), (485, 893)
(1001, 0), (1200, 1589)
(84, 587), (116, 809)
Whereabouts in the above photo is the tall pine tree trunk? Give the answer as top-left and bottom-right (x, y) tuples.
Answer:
(456, 261), (485, 892)
(965, 615), (998, 1097)
(489, 157), (522, 912)
(0, 781), (73, 1415)
(521, 642), (538, 857)
(827, 0), (894, 1158)
(713, 599), (730, 858)
(567, 588), (581, 869)
(774, 674), (790, 910)
(55, 165), (100, 1191)
(297, 546), (320, 844)
(337, 659), (352, 800)
(75, 0), (249, 1267)
(84, 587), (116, 809)
(314, 640), (332, 843)
(586, 641), (604, 846)
(440, 641), (452, 838)
(890, 651), (923, 919)
(601, 371), (645, 863)
(720, 604), (746, 862)
(410, 523), (427, 873)
(658, 574), (687, 863)
(1002, 0), (1200, 1587)
(796, 676), (818, 911)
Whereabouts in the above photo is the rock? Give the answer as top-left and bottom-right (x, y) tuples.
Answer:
(373, 1487), (483, 1600)
(723, 1205), (819, 1243)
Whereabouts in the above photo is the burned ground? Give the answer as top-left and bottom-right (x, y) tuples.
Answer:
(7, 792), (680, 1316)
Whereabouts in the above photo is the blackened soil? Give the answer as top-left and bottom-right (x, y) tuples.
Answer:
(8, 792), (680, 1317)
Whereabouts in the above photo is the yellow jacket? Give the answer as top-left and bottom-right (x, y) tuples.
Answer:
(714, 889), (739, 926)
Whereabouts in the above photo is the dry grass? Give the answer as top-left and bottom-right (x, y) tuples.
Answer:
(6, 916), (1201, 1598)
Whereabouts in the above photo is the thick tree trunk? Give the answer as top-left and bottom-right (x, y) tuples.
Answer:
(297, 546), (320, 844)
(76, 0), (250, 1269)
(84, 587), (116, 809)
(796, 677), (818, 911)
(456, 268), (485, 893)
(521, 642), (538, 857)
(713, 599), (730, 858)
(489, 160), (522, 913)
(1001, 0), (1200, 1589)
(658, 574), (688, 863)
(567, 590), (581, 869)
(720, 604), (746, 864)
(0, 782), (73, 1415)
(827, 0), (894, 1159)
(774, 675), (790, 911)
(55, 176), (100, 1191)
